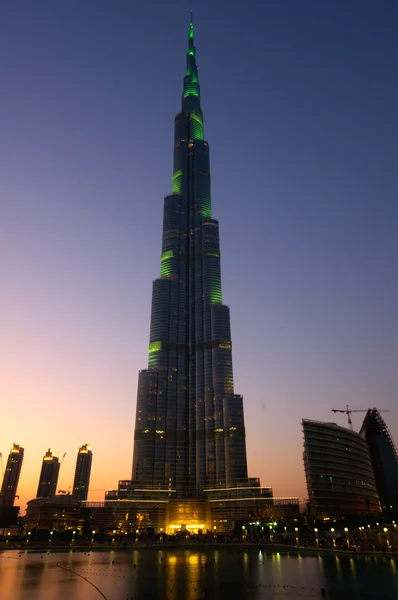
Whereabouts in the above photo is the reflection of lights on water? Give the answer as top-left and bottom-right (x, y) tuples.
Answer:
(349, 557), (357, 582)
(165, 554), (177, 599)
(390, 558), (397, 575)
(390, 559), (397, 576)
(188, 554), (199, 566)
(335, 556), (342, 580)
(271, 552), (281, 564)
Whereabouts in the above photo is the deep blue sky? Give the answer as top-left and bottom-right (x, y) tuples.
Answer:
(1, 1), (397, 505)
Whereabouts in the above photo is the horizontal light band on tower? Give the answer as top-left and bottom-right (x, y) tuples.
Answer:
(148, 341), (162, 353)
(172, 171), (183, 194)
(184, 84), (199, 98)
(190, 118), (203, 140)
(172, 170), (183, 181)
(191, 113), (203, 126)
(160, 248), (219, 261)
(160, 260), (173, 278)
(161, 250), (177, 261)
(147, 339), (231, 354)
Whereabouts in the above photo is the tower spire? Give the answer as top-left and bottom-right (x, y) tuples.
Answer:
(183, 12), (200, 111)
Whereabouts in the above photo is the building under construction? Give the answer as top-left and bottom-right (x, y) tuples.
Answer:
(360, 408), (398, 514)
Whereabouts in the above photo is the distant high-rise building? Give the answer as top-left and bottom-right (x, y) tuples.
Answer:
(72, 444), (92, 502)
(0, 444), (24, 507)
(36, 449), (60, 499)
(360, 408), (398, 513)
(132, 14), (248, 497)
(302, 419), (381, 517)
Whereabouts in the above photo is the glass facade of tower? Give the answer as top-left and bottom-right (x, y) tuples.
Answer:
(72, 444), (93, 502)
(360, 409), (398, 513)
(132, 18), (248, 496)
(0, 443), (24, 507)
(37, 449), (60, 499)
(302, 419), (381, 518)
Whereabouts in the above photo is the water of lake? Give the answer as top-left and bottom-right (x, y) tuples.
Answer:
(0, 548), (397, 599)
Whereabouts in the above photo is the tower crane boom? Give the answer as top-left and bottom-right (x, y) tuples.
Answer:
(331, 405), (389, 430)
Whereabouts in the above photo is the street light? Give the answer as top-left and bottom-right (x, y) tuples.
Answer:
(383, 527), (390, 550)
(294, 528), (299, 545)
(268, 525), (274, 542)
(314, 528), (319, 546)
(344, 527), (349, 548)
(330, 528), (336, 547)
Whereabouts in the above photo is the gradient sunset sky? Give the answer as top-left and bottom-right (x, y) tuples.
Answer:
(1, 1), (397, 512)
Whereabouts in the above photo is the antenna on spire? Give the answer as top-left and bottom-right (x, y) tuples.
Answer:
(189, 10), (194, 40)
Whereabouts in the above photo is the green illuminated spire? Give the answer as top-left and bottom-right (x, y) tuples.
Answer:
(189, 10), (194, 38)
(183, 12), (200, 110)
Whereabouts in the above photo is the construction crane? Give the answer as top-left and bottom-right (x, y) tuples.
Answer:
(56, 453), (68, 495)
(332, 405), (389, 430)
